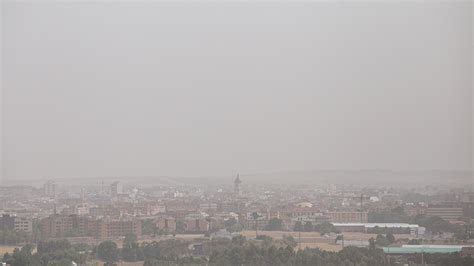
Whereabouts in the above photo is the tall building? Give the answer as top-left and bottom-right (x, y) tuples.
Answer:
(110, 181), (123, 197)
(234, 174), (242, 195)
(43, 180), (56, 197)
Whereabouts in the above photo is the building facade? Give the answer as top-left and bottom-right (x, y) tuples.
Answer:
(328, 211), (368, 223)
(426, 207), (463, 221)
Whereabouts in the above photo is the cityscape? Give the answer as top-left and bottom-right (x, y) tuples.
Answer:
(2, 0), (473, 265)
(0, 173), (471, 265)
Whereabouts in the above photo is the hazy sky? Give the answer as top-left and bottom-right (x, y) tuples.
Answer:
(1, 1), (472, 180)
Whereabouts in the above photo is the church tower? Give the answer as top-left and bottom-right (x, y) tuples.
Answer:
(234, 174), (242, 195)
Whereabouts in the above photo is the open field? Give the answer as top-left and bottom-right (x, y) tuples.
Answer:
(0, 245), (20, 254)
(136, 234), (206, 246)
(128, 230), (415, 253)
(299, 242), (342, 252)
(240, 230), (413, 240)
(239, 230), (414, 252)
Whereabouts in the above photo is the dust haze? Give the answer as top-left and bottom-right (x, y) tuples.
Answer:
(1, 1), (472, 184)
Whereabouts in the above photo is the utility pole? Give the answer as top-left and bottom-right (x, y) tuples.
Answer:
(298, 231), (301, 250)
(421, 247), (424, 266)
(360, 193), (363, 223)
(255, 219), (258, 238)
(251, 212), (260, 238)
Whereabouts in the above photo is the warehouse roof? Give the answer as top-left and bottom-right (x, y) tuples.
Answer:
(333, 223), (419, 228)
(383, 246), (461, 254)
(383, 245), (474, 254)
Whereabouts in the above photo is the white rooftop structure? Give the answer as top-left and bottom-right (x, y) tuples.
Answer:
(333, 223), (419, 228)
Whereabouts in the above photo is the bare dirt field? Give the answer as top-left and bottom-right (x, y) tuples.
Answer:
(0, 245), (20, 254)
(239, 231), (414, 252)
(241, 230), (412, 240)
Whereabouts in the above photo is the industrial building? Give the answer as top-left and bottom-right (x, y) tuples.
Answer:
(333, 223), (424, 236)
(383, 245), (474, 255)
(426, 206), (464, 221)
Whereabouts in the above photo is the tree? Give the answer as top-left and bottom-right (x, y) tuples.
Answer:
(369, 238), (376, 250)
(122, 234), (142, 262)
(408, 239), (421, 245)
(47, 258), (74, 266)
(282, 235), (297, 248)
(224, 218), (237, 228)
(375, 234), (389, 247)
(314, 222), (339, 235)
(232, 235), (246, 246)
(294, 221), (303, 232)
(141, 219), (159, 236)
(155, 239), (190, 259)
(38, 239), (71, 254)
(124, 234), (137, 244)
(265, 218), (282, 231)
(386, 233), (396, 244)
(303, 221), (313, 232)
(97, 241), (119, 263)
(7, 245), (34, 266)
(256, 235), (273, 247)
(228, 223), (243, 233)
(412, 215), (461, 234)
(208, 241), (397, 266)
(176, 220), (186, 233)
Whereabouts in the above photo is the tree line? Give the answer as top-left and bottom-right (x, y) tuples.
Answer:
(2, 234), (473, 266)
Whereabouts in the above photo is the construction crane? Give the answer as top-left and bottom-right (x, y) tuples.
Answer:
(320, 193), (370, 223)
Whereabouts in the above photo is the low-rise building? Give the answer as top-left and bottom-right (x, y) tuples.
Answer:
(328, 211), (368, 223)
(185, 218), (210, 232)
(155, 216), (177, 232)
(426, 207), (463, 221)
(96, 219), (142, 238)
(291, 213), (330, 225)
(41, 214), (141, 239)
(333, 223), (423, 235)
(384, 245), (473, 255)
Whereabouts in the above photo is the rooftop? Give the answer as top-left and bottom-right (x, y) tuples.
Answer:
(332, 223), (419, 228)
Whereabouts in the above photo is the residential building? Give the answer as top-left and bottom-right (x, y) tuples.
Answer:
(110, 181), (123, 197)
(292, 213), (330, 225)
(14, 217), (32, 232)
(43, 180), (56, 197)
(155, 216), (177, 232)
(185, 218), (210, 232)
(426, 207), (463, 221)
(96, 219), (142, 238)
(328, 211), (368, 223)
